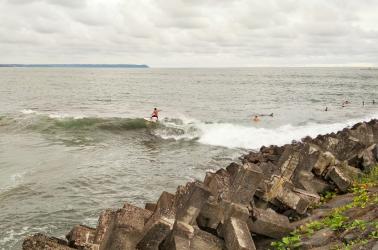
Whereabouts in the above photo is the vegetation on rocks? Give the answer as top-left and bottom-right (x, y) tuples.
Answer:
(271, 165), (378, 250)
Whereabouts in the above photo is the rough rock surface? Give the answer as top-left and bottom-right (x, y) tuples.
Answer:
(22, 120), (378, 250)
(23, 234), (74, 250)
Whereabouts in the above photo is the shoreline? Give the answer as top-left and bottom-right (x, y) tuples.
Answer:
(22, 119), (378, 249)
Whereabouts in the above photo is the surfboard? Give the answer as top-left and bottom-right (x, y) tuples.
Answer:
(144, 117), (158, 123)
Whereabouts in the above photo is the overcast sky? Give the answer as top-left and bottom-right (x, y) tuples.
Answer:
(0, 0), (377, 67)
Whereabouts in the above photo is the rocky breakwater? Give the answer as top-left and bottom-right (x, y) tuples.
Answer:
(23, 119), (378, 250)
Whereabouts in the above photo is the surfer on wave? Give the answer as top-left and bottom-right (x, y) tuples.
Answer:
(151, 108), (161, 122)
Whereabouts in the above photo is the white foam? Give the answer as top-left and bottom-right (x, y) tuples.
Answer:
(0, 171), (28, 194)
(0, 227), (29, 245)
(20, 109), (86, 119)
(48, 113), (85, 119)
(156, 113), (378, 149)
(0, 226), (47, 247)
(155, 115), (201, 141)
(20, 109), (38, 114)
(200, 115), (378, 149)
(198, 122), (342, 149)
(10, 172), (26, 183)
(205, 168), (217, 173)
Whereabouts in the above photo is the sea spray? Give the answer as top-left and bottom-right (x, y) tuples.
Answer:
(156, 113), (378, 149)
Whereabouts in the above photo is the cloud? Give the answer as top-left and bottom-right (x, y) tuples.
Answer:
(0, 0), (377, 66)
(7, 0), (87, 8)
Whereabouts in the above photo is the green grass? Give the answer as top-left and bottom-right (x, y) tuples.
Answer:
(356, 163), (378, 186)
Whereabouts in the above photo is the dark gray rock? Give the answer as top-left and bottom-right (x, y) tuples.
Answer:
(175, 182), (211, 225)
(145, 203), (157, 212)
(204, 168), (231, 200)
(197, 196), (223, 230)
(248, 208), (292, 239)
(191, 226), (225, 250)
(301, 228), (335, 249)
(224, 217), (256, 250)
(98, 203), (152, 250)
(348, 122), (375, 146)
(230, 163), (263, 206)
(136, 217), (173, 250)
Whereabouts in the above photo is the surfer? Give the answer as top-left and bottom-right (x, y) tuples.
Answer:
(253, 115), (260, 122)
(151, 108), (161, 121)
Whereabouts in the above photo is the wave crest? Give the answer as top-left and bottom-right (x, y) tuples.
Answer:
(2, 110), (377, 149)
(2, 112), (156, 133)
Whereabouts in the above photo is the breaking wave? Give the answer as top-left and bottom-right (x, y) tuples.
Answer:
(154, 113), (378, 149)
(2, 110), (377, 149)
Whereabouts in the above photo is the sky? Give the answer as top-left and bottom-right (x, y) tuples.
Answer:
(0, 0), (378, 67)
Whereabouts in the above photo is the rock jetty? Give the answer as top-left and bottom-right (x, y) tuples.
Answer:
(23, 120), (378, 250)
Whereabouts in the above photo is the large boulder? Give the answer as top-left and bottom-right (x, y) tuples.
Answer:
(275, 145), (301, 180)
(312, 133), (366, 162)
(248, 208), (292, 239)
(23, 234), (74, 250)
(136, 191), (176, 249)
(191, 226), (225, 250)
(224, 217), (256, 250)
(348, 122), (375, 146)
(230, 162), (263, 206)
(197, 199), (249, 231)
(136, 217), (174, 250)
(294, 171), (333, 194)
(173, 182), (211, 226)
(66, 225), (96, 249)
(368, 119), (378, 143)
(325, 162), (361, 192)
(204, 168), (231, 200)
(357, 144), (378, 172)
(96, 203), (152, 250)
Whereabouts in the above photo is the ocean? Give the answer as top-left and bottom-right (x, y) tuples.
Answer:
(0, 67), (377, 249)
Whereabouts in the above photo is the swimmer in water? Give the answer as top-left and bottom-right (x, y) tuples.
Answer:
(253, 115), (260, 122)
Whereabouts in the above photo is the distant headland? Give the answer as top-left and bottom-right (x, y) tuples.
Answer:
(0, 64), (149, 68)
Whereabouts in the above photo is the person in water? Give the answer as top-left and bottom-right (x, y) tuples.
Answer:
(253, 115), (260, 122)
(151, 108), (161, 121)
(342, 100), (350, 107)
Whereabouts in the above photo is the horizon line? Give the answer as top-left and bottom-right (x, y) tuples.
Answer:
(0, 64), (149, 68)
(0, 64), (377, 69)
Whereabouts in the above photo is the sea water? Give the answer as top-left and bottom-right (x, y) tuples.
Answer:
(0, 67), (377, 249)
